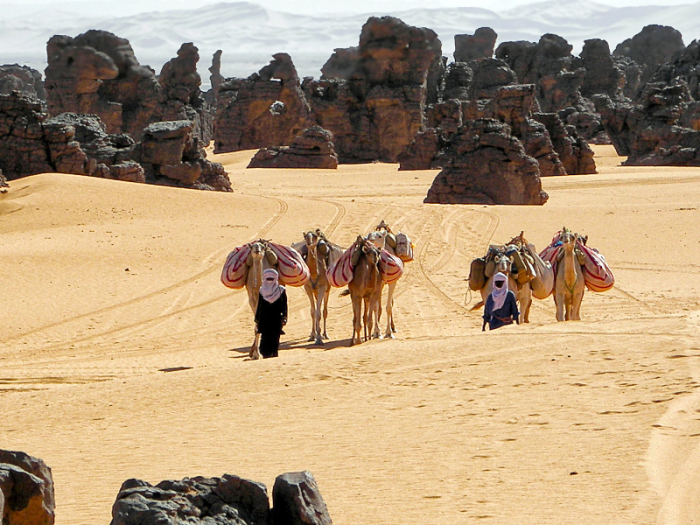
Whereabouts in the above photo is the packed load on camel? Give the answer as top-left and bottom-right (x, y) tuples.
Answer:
(469, 232), (554, 324)
(539, 228), (614, 293)
(539, 227), (614, 321)
(327, 234), (404, 288)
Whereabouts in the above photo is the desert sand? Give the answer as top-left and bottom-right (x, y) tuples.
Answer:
(1, 145), (700, 525)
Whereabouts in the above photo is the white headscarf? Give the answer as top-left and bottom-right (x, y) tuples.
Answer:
(491, 272), (509, 311)
(260, 268), (284, 303)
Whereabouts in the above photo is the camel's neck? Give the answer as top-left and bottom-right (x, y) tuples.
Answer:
(563, 245), (577, 289)
(251, 256), (264, 290)
(307, 246), (319, 279)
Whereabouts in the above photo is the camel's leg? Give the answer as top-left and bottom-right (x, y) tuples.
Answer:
(554, 293), (565, 322)
(571, 289), (584, 321)
(320, 286), (330, 340)
(370, 287), (382, 339)
(384, 282), (396, 339)
(520, 285), (532, 324)
(363, 298), (372, 342)
(313, 287), (325, 346)
(564, 294), (573, 321)
(351, 295), (363, 345)
(304, 284), (317, 341)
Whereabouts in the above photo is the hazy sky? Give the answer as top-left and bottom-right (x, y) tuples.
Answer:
(0, 0), (697, 17)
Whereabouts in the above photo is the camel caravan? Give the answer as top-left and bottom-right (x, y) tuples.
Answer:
(220, 222), (414, 357)
(469, 227), (614, 324)
(220, 224), (613, 358)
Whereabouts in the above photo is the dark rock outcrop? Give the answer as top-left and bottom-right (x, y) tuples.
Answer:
(248, 126), (338, 169)
(0, 64), (46, 100)
(613, 24), (685, 85)
(532, 112), (597, 174)
(111, 471), (332, 525)
(495, 33), (609, 143)
(454, 27), (498, 62)
(45, 31), (213, 144)
(0, 450), (55, 525)
(158, 43), (214, 144)
(214, 53), (311, 153)
(42, 112), (142, 181)
(405, 80), (573, 178)
(110, 475), (270, 525)
(140, 120), (231, 190)
(424, 119), (548, 205)
(303, 16), (443, 163)
(579, 39), (625, 100)
(594, 80), (700, 165)
(0, 91), (229, 189)
(272, 472), (332, 525)
(320, 47), (360, 80)
(652, 39), (700, 101)
(0, 92), (53, 178)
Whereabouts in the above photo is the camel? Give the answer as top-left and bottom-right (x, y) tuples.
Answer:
(245, 239), (277, 359)
(292, 229), (344, 345)
(348, 236), (384, 345)
(366, 220), (405, 338)
(553, 228), (585, 321)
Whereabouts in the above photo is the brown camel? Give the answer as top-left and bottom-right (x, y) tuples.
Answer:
(554, 228), (585, 321)
(293, 229), (344, 345)
(348, 237), (383, 346)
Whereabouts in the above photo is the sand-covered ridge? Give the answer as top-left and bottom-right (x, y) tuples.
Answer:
(2, 145), (700, 525)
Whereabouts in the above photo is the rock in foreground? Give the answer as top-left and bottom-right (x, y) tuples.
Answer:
(0, 450), (55, 525)
(111, 471), (332, 525)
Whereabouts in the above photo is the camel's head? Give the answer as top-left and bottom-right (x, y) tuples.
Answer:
(495, 254), (512, 275)
(249, 239), (267, 260)
(303, 230), (320, 248)
(560, 229), (577, 252)
(366, 230), (386, 249)
(361, 239), (381, 265)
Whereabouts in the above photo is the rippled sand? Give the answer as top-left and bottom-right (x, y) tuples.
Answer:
(1, 144), (700, 525)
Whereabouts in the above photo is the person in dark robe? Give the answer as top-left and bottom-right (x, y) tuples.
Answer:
(254, 269), (288, 358)
(482, 272), (519, 331)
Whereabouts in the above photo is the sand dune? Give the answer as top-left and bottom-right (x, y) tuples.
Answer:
(1, 145), (700, 525)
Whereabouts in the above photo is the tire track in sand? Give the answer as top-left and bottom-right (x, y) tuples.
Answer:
(1, 196), (291, 354)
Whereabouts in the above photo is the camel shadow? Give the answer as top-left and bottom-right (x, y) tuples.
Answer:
(227, 336), (354, 358)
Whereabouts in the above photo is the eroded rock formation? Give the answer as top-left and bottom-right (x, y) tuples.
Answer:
(594, 80), (700, 165)
(45, 31), (213, 143)
(0, 91), (229, 189)
(248, 126), (338, 169)
(0, 450), (55, 525)
(42, 112), (142, 181)
(272, 471), (332, 525)
(454, 27), (497, 62)
(495, 33), (608, 143)
(140, 120), (231, 190)
(268, 16), (443, 164)
(0, 92), (53, 178)
(424, 119), (548, 205)
(613, 24), (685, 86)
(214, 53), (311, 153)
(0, 64), (46, 100)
